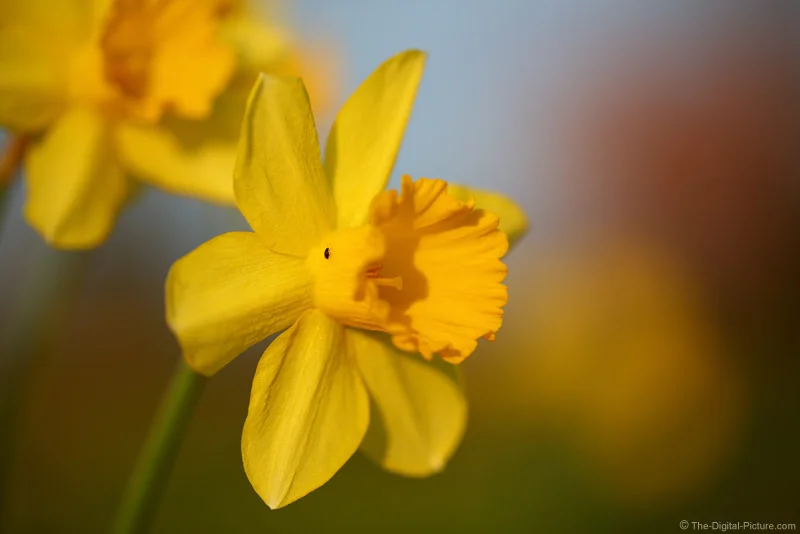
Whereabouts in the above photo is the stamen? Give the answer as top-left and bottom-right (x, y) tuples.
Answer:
(365, 264), (403, 290)
(372, 276), (403, 290)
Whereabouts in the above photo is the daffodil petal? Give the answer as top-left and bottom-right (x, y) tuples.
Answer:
(234, 73), (335, 256)
(118, 77), (261, 205)
(220, 12), (292, 76)
(166, 232), (313, 376)
(0, 1), (100, 131)
(1, 0), (99, 35)
(116, 121), (237, 205)
(353, 330), (467, 476)
(446, 183), (529, 250)
(0, 13), (67, 132)
(325, 50), (426, 229)
(242, 310), (369, 509)
(220, 10), (337, 117)
(24, 107), (130, 249)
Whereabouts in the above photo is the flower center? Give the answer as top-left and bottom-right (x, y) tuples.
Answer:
(307, 176), (509, 363)
(97, 0), (234, 122)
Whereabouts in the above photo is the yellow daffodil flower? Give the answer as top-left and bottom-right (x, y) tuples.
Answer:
(165, 50), (528, 508)
(0, 0), (329, 248)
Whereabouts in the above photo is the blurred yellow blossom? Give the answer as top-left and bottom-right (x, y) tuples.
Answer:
(165, 50), (528, 508)
(504, 241), (747, 505)
(0, 0), (333, 248)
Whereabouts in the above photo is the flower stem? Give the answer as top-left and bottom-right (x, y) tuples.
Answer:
(112, 360), (206, 534)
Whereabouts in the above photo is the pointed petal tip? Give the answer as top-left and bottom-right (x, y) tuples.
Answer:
(254, 70), (302, 86)
(427, 455), (446, 473)
(265, 491), (293, 510)
(406, 48), (427, 59)
(242, 456), (290, 510)
(23, 198), (111, 250)
(395, 49), (428, 71)
(388, 454), (449, 479)
(265, 491), (284, 510)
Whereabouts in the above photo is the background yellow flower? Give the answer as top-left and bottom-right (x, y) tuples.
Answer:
(0, 0), (334, 248)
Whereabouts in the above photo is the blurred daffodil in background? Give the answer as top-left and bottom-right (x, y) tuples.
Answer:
(0, 0), (333, 248)
(494, 240), (748, 506)
(166, 50), (528, 508)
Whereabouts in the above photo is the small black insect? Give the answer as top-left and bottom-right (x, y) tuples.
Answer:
(324, 247), (330, 260)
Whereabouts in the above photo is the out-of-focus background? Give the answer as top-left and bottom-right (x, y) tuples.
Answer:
(1, 1), (799, 532)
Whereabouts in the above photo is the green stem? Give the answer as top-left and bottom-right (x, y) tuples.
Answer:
(112, 360), (206, 534)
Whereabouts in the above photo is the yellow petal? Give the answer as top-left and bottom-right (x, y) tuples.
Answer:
(325, 50), (426, 229)
(270, 43), (341, 119)
(116, 121), (237, 205)
(0, 1), (103, 131)
(217, 0), (340, 119)
(117, 76), (256, 205)
(242, 310), (369, 508)
(446, 183), (529, 250)
(234, 74), (335, 256)
(219, 11), (292, 75)
(24, 107), (130, 249)
(166, 232), (313, 376)
(353, 330), (467, 476)
(0, 0), (99, 38)
(0, 12), (69, 132)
